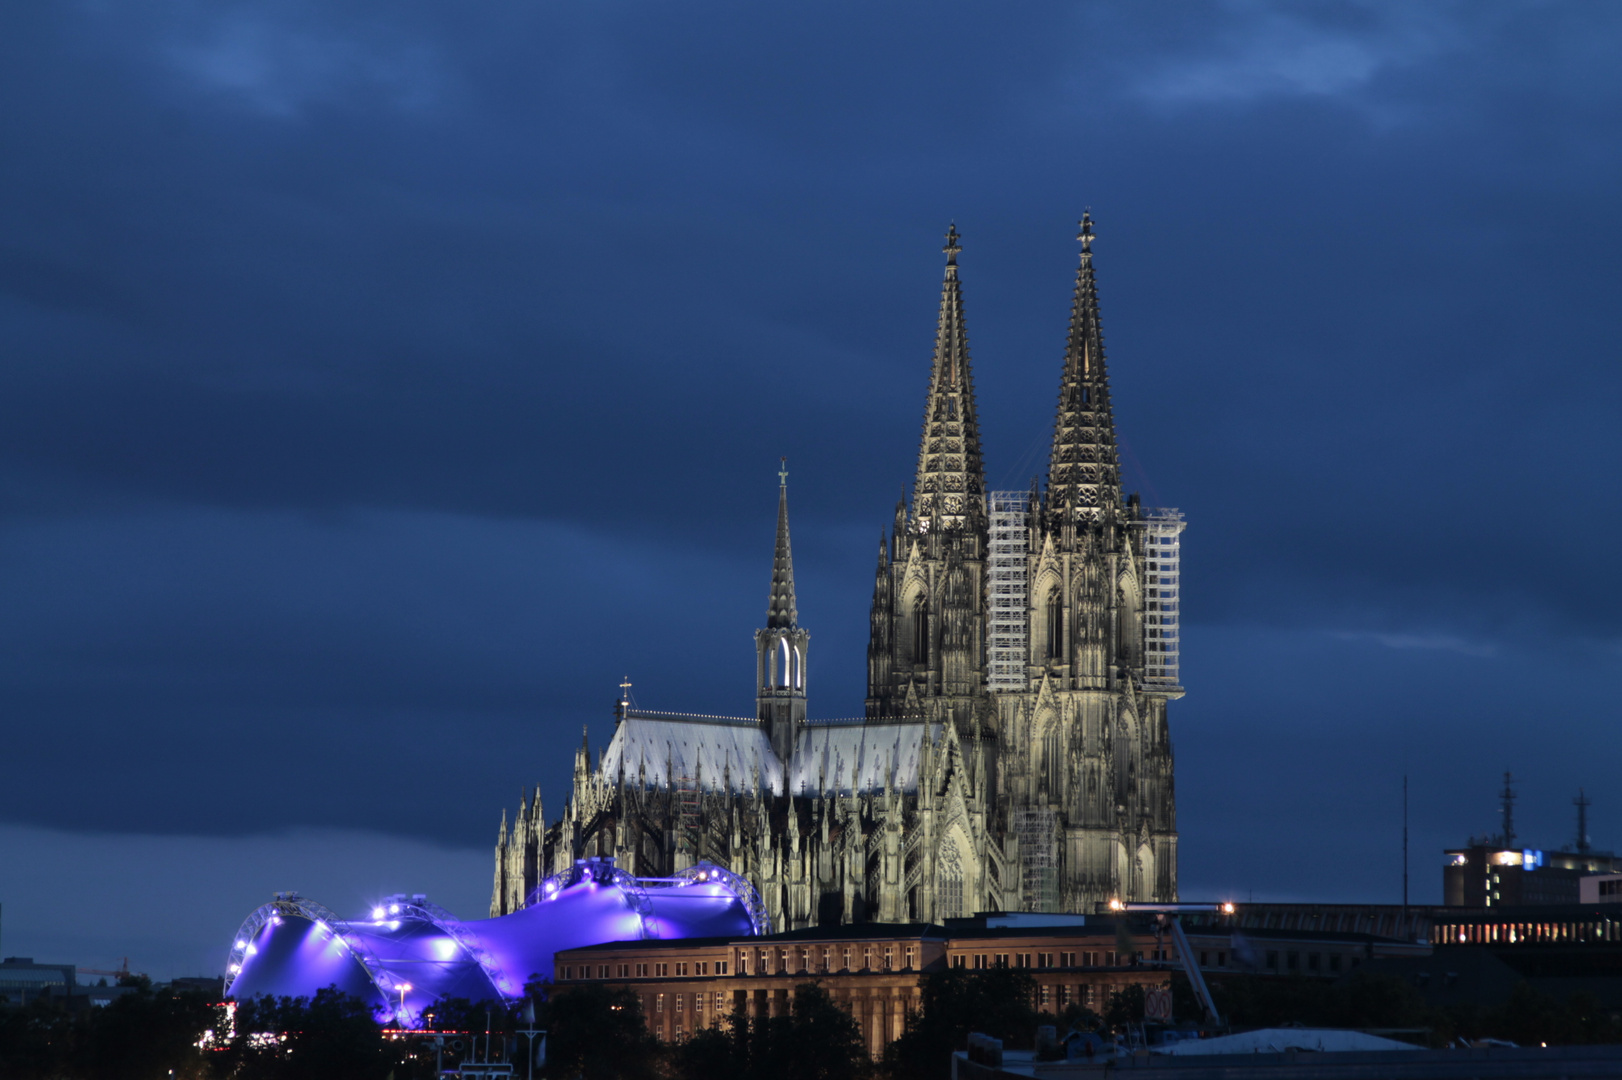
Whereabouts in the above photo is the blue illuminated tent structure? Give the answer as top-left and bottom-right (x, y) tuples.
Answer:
(224, 858), (767, 1025)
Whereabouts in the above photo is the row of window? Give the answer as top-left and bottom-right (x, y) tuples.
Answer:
(561, 959), (732, 981)
(1438, 920), (1620, 945)
(952, 950), (1157, 970)
(568, 946), (930, 983)
(1205, 950), (1359, 974)
(733, 944), (918, 976)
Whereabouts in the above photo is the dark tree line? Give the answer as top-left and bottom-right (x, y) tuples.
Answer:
(6, 966), (1617, 1078)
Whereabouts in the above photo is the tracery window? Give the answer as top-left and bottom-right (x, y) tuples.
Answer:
(912, 596), (929, 663)
(937, 841), (965, 920)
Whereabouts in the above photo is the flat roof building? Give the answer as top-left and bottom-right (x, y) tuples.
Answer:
(0, 958), (76, 1008)
(554, 915), (1427, 1057)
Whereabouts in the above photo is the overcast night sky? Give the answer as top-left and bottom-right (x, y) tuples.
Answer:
(1, 2), (1619, 979)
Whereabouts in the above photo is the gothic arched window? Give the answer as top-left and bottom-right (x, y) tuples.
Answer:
(1044, 728), (1064, 792)
(1045, 589), (1063, 661)
(912, 596), (928, 664)
(937, 840), (965, 920)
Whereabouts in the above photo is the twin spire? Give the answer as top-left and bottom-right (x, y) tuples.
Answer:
(912, 224), (987, 531)
(766, 216), (1118, 605)
(906, 216), (1122, 530)
(1045, 211), (1121, 521)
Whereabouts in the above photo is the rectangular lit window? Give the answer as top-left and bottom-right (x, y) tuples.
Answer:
(657, 993), (664, 1013)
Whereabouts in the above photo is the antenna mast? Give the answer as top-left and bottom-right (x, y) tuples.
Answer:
(1402, 774), (1409, 913)
(1500, 771), (1517, 848)
(1575, 788), (1592, 856)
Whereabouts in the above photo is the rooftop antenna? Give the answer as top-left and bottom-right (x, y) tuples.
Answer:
(1500, 771), (1517, 848)
(1575, 788), (1592, 855)
(1402, 774), (1409, 915)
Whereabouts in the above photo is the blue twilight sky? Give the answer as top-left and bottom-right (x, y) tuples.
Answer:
(1, 2), (1619, 978)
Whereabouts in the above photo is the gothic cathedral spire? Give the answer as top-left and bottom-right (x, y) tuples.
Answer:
(913, 224), (987, 532)
(767, 458), (798, 629)
(757, 460), (808, 762)
(1046, 212), (1123, 524)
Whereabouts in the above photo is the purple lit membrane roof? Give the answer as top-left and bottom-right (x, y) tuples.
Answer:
(226, 866), (759, 1024)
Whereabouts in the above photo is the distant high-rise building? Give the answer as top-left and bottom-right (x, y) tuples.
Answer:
(492, 218), (1184, 926)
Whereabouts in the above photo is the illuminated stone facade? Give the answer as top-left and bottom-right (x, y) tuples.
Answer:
(492, 219), (1181, 926)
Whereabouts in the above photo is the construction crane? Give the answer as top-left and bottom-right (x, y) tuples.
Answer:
(79, 957), (144, 982)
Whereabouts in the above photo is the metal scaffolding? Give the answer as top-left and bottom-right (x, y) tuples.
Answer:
(1139, 507), (1184, 688)
(1014, 807), (1058, 911)
(987, 491), (1032, 691)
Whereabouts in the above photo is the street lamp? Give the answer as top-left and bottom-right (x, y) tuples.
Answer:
(398, 982), (412, 1025)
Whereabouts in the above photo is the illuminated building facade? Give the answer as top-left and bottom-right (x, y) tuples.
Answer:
(553, 915), (1423, 1057)
(492, 219), (1183, 927)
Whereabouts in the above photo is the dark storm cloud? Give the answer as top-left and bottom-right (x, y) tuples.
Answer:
(0, 0), (1620, 967)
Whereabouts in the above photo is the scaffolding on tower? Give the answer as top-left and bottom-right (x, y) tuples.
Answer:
(1014, 807), (1058, 911)
(1138, 507), (1184, 689)
(987, 491), (1031, 691)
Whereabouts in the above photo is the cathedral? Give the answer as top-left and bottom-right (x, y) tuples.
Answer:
(491, 216), (1184, 928)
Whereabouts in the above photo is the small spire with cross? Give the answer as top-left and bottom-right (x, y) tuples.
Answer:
(943, 223), (962, 266)
(615, 675), (633, 722)
(1078, 211), (1094, 254)
(779, 456), (788, 488)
